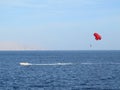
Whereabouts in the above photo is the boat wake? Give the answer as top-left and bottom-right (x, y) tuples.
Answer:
(20, 62), (73, 66)
(81, 62), (120, 65)
(20, 62), (120, 66)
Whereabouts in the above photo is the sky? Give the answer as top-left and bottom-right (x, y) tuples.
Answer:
(0, 0), (120, 50)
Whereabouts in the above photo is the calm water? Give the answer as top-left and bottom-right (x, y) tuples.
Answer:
(0, 51), (120, 90)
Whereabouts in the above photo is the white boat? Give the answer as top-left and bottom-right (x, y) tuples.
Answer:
(20, 62), (31, 66)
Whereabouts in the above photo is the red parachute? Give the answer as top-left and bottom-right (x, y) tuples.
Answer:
(93, 32), (102, 40)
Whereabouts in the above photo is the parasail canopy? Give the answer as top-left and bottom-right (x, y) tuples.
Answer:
(93, 32), (102, 40)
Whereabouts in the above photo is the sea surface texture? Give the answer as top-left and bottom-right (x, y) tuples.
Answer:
(0, 51), (120, 90)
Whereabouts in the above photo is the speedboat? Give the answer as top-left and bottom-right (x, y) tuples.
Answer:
(20, 62), (31, 66)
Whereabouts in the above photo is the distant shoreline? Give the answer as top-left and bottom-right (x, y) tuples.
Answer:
(0, 50), (119, 51)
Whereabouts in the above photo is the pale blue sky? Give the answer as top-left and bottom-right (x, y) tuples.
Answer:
(0, 0), (120, 50)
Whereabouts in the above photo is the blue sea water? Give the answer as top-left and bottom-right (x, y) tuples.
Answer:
(0, 50), (120, 90)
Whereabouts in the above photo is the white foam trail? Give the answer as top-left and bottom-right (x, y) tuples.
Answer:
(81, 63), (120, 65)
(20, 62), (120, 66)
(81, 63), (94, 65)
(20, 62), (73, 66)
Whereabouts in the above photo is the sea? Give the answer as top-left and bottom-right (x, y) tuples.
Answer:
(0, 50), (120, 90)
